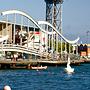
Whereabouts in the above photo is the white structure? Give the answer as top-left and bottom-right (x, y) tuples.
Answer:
(0, 10), (80, 58)
(65, 56), (74, 74)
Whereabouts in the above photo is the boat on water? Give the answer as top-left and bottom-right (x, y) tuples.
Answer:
(31, 66), (47, 70)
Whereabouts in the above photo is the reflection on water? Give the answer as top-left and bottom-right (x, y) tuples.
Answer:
(65, 73), (73, 78)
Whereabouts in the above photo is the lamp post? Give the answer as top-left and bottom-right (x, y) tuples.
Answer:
(86, 30), (90, 57)
(86, 31), (89, 46)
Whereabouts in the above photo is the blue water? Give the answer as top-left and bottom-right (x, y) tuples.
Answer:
(0, 64), (90, 90)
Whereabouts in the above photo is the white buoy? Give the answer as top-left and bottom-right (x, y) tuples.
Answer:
(65, 56), (74, 74)
(3, 85), (11, 90)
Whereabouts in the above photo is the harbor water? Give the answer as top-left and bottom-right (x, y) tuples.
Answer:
(0, 64), (90, 90)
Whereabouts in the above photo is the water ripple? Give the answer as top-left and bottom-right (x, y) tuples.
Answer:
(0, 64), (90, 90)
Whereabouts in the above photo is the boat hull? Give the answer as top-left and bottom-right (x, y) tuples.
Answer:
(31, 66), (47, 70)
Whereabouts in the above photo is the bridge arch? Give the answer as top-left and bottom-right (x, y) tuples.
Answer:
(1, 10), (46, 33)
(0, 10), (80, 60)
(1, 10), (79, 44)
(38, 21), (80, 44)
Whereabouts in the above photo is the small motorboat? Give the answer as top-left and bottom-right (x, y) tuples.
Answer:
(31, 65), (47, 70)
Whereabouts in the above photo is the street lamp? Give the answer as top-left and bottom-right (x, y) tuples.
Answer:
(86, 30), (89, 45)
(86, 30), (90, 57)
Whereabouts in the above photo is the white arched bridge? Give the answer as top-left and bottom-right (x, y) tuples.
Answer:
(0, 10), (79, 60)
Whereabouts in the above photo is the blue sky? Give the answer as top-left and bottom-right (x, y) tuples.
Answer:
(0, 0), (90, 43)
